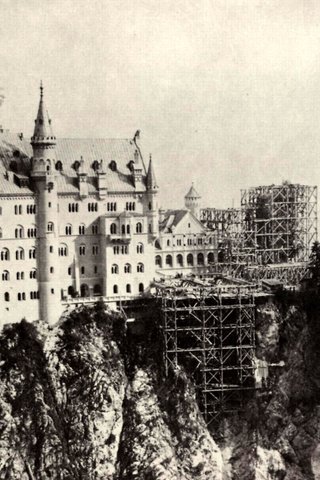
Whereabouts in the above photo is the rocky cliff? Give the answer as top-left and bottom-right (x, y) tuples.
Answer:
(0, 295), (320, 479)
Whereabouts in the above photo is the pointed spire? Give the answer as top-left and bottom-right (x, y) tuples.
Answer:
(185, 182), (201, 199)
(31, 82), (56, 146)
(146, 154), (158, 191)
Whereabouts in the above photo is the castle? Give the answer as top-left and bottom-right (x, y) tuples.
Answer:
(0, 86), (217, 325)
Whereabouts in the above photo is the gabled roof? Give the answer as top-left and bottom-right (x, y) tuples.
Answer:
(0, 131), (148, 195)
(160, 208), (207, 234)
(159, 209), (189, 233)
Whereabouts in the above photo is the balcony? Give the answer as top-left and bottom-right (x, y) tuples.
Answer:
(107, 232), (131, 244)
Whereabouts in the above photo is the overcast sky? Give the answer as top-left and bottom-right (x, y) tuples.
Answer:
(0, 0), (320, 208)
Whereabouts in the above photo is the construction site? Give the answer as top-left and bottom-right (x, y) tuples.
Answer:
(154, 183), (318, 425)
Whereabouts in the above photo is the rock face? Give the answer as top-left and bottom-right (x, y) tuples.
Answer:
(1, 295), (320, 479)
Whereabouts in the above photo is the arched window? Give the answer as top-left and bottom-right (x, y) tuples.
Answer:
(110, 223), (117, 235)
(16, 248), (24, 260)
(139, 283), (144, 293)
(137, 243), (143, 254)
(136, 222), (142, 234)
(15, 225), (24, 238)
(92, 224), (98, 235)
(124, 263), (131, 273)
(122, 225), (125, 235)
(165, 255), (172, 267)
(56, 160), (63, 171)
(197, 253), (204, 265)
(110, 160), (117, 171)
(58, 244), (68, 257)
(126, 284), (131, 293)
(30, 269), (37, 279)
(2, 270), (9, 281)
(92, 245), (99, 255)
(208, 252), (215, 264)
(80, 284), (89, 297)
(167, 239), (170, 246)
(65, 224), (72, 236)
(81, 266), (85, 275)
(1, 249), (9, 261)
(79, 245), (86, 256)
(79, 224), (85, 235)
(68, 286), (75, 297)
(27, 227), (37, 238)
(29, 248), (36, 259)
(47, 222), (54, 232)
(127, 224), (130, 234)
(111, 264), (119, 274)
(155, 255), (162, 267)
(187, 254), (194, 266)
(137, 263), (144, 273)
(177, 254), (183, 266)
(4, 292), (10, 302)
(0, 228), (2, 238)
(50, 267), (54, 273)
(113, 284), (118, 294)
(94, 284), (102, 296)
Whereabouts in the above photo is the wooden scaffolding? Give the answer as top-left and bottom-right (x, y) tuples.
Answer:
(158, 285), (256, 425)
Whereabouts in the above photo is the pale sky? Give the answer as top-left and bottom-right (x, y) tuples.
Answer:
(0, 0), (320, 208)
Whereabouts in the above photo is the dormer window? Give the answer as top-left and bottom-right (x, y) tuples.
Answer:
(92, 160), (99, 171)
(109, 160), (117, 172)
(10, 161), (17, 172)
(55, 161), (63, 171)
(128, 160), (134, 172)
(74, 160), (80, 171)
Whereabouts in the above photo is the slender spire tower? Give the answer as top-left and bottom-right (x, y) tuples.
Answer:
(185, 183), (201, 219)
(146, 154), (159, 236)
(31, 83), (60, 325)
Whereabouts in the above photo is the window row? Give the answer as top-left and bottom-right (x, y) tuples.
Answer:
(68, 203), (79, 213)
(112, 283), (144, 294)
(65, 224), (99, 235)
(111, 263), (144, 274)
(155, 252), (215, 268)
(88, 202), (98, 212)
(126, 202), (135, 211)
(67, 284), (102, 298)
(14, 226), (37, 238)
(113, 245), (128, 255)
(0, 248), (36, 261)
(3, 291), (40, 302)
(14, 205), (37, 215)
(2, 269), (37, 281)
(110, 222), (143, 235)
(107, 202), (117, 212)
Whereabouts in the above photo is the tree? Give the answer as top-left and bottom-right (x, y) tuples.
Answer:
(308, 241), (320, 288)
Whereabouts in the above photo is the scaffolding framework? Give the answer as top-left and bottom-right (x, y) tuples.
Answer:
(158, 285), (256, 425)
(241, 184), (317, 265)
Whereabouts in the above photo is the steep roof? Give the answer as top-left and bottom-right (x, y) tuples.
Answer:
(146, 155), (158, 191)
(185, 183), (201, 199)
(0, 131), (148, 195)
(159, 209), (189, 232)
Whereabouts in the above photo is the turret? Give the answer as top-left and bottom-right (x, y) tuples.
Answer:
(30, 83), (60, 325)
(146, 154), (159, 236)
(77, 156), (88, 198)
(97, 159), (107, 199)
(185, 183), (201, 219)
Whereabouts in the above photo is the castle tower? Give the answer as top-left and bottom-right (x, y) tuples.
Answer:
(146, 154), (159, 236)
(185, 183), (201, 219)
(30, 83), (60, 325)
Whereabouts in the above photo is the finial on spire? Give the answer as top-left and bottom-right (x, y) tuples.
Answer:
(40, 80), (43, 99)
(149, 153), (152, 162)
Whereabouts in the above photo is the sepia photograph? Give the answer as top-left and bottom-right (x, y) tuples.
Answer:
(0, 0), (320, 478)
